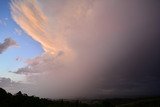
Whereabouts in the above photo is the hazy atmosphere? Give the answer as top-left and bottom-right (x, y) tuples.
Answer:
(0, 0), (160, 99)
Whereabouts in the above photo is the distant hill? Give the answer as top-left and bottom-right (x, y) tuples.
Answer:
(0, 87), (160, 107)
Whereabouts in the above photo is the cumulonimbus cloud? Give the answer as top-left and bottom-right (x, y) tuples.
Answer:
(0, 38), (17, 54)
(10, 0), (160, 98)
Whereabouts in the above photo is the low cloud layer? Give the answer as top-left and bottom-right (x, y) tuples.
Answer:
(0, 38), (17, 54)
(0, 77), (35, 95)
(10, 0), (160, 98)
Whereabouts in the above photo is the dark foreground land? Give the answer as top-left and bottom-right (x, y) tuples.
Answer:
(0, 88), (160, 107)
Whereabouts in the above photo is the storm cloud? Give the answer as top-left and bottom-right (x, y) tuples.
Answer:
(10, 0), (160, 98)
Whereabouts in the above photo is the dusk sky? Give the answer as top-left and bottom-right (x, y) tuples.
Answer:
(0, 0), (160, 99)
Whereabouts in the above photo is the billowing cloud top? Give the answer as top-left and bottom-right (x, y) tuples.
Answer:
(10, 0), (76, 59)
(0, 38), (17, 54)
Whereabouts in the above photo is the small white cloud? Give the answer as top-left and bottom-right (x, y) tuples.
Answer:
(15, 28), (22, 36)
(0, 18), (7, 26)
(5, 18), (8, 20)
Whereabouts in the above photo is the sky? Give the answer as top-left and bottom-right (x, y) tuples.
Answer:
(0, 0), (160, 99)
(0, 0), (43, 81)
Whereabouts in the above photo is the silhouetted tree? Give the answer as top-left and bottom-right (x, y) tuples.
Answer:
(0, 87), (160, 107)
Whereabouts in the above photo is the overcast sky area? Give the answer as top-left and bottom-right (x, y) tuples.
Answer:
(0, 0), (160, 99)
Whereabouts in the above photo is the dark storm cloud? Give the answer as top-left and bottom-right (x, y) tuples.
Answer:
(97, 0), (160, 97)
(0, 38), (17, 54)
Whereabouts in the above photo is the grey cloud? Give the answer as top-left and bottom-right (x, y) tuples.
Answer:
(14, 67), (33, 75)
(0, 77), (13, 87)
(0, 77), (36, 95)
(0, 38), (17, 54)
(0, 77), (22, 93)
(14, 54), (57, 75)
